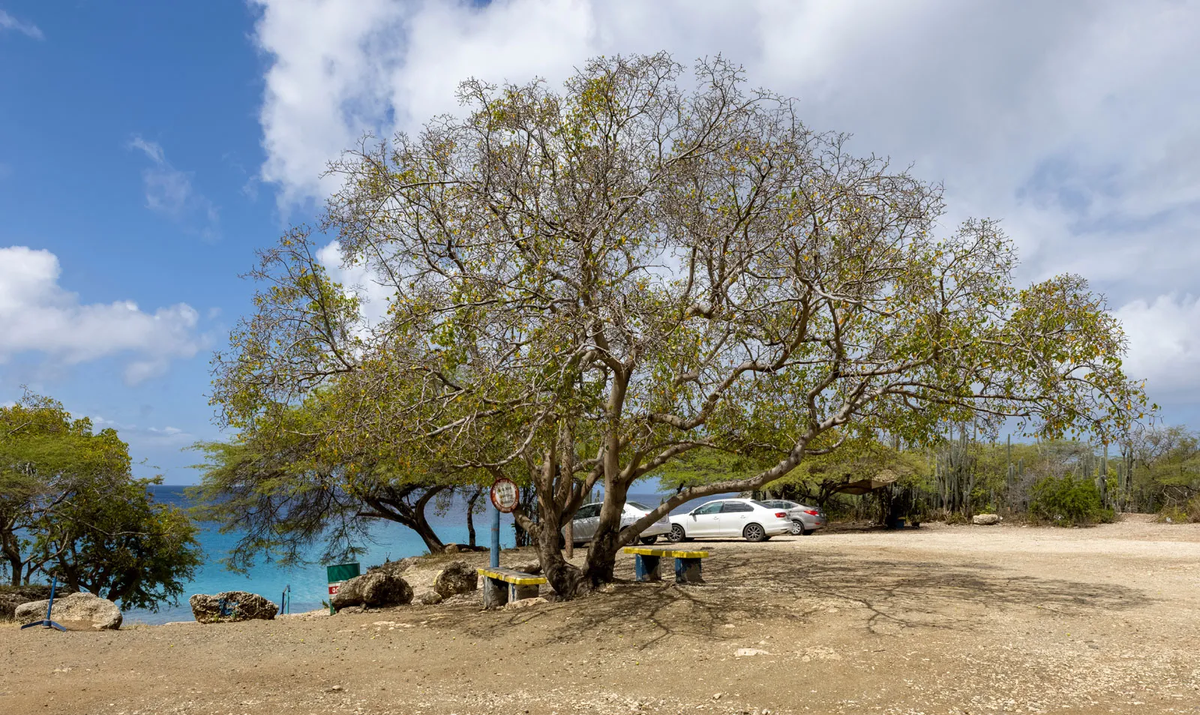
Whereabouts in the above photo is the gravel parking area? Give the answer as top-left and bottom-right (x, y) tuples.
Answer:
(2, 516), (1198, 714)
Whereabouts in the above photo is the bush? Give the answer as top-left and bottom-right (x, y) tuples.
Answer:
(1158, 494), (1200, 523)
(1028, 475), (1115, 526)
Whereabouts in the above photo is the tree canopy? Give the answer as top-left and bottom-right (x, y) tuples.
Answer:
(212, 53), (1146, 596)
(0, 393), (201, 610)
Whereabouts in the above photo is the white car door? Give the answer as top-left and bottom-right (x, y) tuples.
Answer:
(688, 501), (724, 537)
(573, 504), (600, 541)
(719, 501), (755, 536)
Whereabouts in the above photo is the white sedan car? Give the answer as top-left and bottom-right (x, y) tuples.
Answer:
(562, 500), (673, 546)
(668, 498), (793, 542)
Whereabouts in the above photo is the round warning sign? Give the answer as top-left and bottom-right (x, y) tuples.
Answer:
(490, 477), (520, 513)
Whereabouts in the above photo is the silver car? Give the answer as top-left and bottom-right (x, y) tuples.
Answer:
(562, 501), (673, 546)
(760, 499), (827, 535)
(668, 498), (793, 542)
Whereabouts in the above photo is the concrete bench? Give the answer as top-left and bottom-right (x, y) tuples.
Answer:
(477, 567), (548, 609)
(622, 546), (710, 584)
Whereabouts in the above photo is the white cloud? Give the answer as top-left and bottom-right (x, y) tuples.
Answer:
(0, 10), (43, 40)
(250, 0), (1200, 397)
(316, 240), (392, 329)
(1115, 295), (1200, 403)
(0, 246), (205, 385)
(129, 137), (220, 240)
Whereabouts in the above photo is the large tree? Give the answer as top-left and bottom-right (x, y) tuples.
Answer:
(0, 394), (201, 610)
(213, 53), (1145, 596)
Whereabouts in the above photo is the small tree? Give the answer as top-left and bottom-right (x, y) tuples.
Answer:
(0, 394), (200, 610)
(213, 53), (1146, 597)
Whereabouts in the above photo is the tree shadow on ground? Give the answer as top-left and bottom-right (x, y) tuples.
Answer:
(452, 546), (1150, 649)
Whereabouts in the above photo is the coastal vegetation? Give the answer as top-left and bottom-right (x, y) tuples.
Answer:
(0, 393), (201, 610)
(190, 391), (489, 571)
(206, 52), (1147, 598)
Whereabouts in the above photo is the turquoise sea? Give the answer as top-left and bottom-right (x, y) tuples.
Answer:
(128, 486), (732, 625)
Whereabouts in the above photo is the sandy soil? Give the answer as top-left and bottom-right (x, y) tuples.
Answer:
(2, 517), (1198, 715)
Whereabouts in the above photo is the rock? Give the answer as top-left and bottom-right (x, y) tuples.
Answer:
(15, 592), (122, 630)
(433, 561), (478, 599)
(331, 570), (413, 609)
(509, 561), (542, 576)
(417, 591), (444, 606)
(189, 591), (278, 624)
(443, 543), (461, 554)
(1, 584), (77, 621)
(502, 596), (547, 610)
(735, 648), (770, 657)
(972, 514), (1001, 525)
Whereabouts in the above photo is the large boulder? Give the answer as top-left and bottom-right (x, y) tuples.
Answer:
(509, 561), (543, 576)
(189, 591), (278, 624)
(15, 591), (122, 630)
(433, 561), (478, 599)
(1, 584), (76, 621)
(972, 513), (1002, 525)
(331, 570), (413, 610)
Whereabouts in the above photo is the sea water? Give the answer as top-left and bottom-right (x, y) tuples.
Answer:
(127, 486), (732, 624)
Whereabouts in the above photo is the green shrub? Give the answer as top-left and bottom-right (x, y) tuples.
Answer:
(1028, 475), (1115, 526)
(1158, 494), (1200, 523)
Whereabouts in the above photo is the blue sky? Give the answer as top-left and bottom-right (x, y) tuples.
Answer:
(3, 1), (1200, 483)
(1, 1), (278, 480)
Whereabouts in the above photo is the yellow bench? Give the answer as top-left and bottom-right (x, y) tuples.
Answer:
(477, 567), (548, 609)
(622, 546), (710, 584)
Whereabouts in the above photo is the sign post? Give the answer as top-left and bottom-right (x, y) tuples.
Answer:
(489, 478), (520, 569)
(326, 562), (360, 614)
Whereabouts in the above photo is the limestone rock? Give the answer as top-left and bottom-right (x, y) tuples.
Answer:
(509, 561), (542, 576)
(433, 561), (478, 599)
(417, 591), (444, 606)
(972, 514), (1002, 525)
(189, 591), (278, 624)
(502, 596), (547, 610)
(735, 648), (770, 657)
(1, 584), (75, 621)
(331, 570), (413, 609)
(16, 591), (122, 630)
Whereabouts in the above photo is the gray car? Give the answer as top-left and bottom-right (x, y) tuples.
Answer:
(760, 499), (827, 535)
(562, 501), (672, 546)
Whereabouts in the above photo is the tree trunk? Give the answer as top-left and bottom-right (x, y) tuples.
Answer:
(534, 519), (588, 597)
(465, 488), (482, 549)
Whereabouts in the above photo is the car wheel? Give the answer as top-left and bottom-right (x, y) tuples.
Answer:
(640, 535), (659, 545)
(789, 519), (804, 535)
(743, 523), (767, 542)
(669, 524), (687, 542)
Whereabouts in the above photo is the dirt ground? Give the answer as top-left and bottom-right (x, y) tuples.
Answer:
(2, 516), (1198, 715)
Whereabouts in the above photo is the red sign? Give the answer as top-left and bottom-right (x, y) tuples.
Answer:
(490, 478), (520, 513)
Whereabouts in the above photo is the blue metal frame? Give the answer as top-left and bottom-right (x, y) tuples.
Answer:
(20, 575), (66, 631)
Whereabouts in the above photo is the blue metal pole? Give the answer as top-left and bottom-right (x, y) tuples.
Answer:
(490, 503), (500, 568)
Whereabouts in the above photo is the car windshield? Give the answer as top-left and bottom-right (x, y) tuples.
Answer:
(625, 501), (652, 511)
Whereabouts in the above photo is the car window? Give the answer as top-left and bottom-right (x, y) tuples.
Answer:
(694, 502), (723, 515)
(750, 500), (774, 509)
(722, 502), (754, 513)
(575, 504), (599, 519)
(625, 501), (651, 512)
